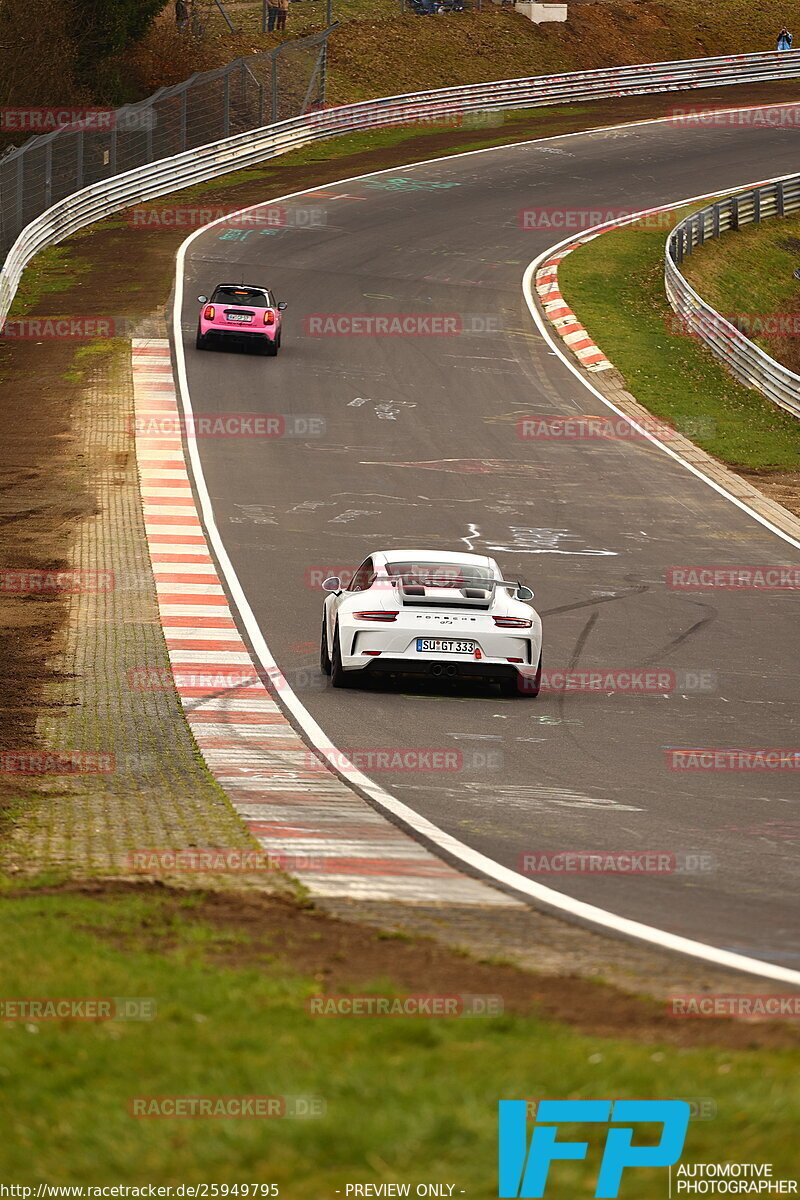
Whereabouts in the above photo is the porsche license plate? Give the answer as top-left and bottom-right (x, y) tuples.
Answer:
(416, 638), (476, 654)
(226, 312), (253, 323)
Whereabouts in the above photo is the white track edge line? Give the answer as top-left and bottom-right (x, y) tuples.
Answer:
(171, 113), (800, 984)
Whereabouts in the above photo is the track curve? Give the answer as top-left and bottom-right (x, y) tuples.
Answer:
(175, 110), (800, 969)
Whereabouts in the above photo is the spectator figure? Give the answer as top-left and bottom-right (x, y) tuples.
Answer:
(276, 0), (289, 30)
(266, 0), (280, 30)
(777, 26), (793, 49)
(175, 0), (190, 30)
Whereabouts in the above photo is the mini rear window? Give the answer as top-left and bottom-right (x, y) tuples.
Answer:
(212, 286), (272, 307)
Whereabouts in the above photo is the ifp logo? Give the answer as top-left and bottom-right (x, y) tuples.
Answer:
(498, 1099), (690, 1197)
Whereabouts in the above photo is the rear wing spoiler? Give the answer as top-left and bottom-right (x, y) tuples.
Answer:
(388, 575), (531, 608)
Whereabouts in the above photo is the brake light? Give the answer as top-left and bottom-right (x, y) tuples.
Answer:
(203, 305), (215, 320)
(493, 616), (533, 628)
(354, 611), (398, 622)
(263, 309), (275, 325)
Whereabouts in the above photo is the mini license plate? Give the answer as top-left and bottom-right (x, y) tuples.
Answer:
(225, 312), (253, 323)
(416, 638), (476, 654)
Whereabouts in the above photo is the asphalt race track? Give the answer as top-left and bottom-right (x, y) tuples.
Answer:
(176, 112), (800, 967)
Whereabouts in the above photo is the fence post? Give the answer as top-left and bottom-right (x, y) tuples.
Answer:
(262, 0), (268, 31)
(180, 89), (188, 153)
(258, 83), (265, 126)
(146, 109), (154, 162)
(110, 126), (117, 175)
(753, 189), (761, 224)
(777, 180), (785, 217)
(712, 202), (720, 238)
(76, 130), (84, 190)
(44, 140), (52, 208)
(730, 195), (739, 230)
(16, 152), (24, 235)
(223, 71), (231, 137)
(271, 50), (279, 122)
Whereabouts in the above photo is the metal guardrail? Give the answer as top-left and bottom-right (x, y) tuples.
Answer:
(666, 176), (800, 419)
(4, 48), (800, 328)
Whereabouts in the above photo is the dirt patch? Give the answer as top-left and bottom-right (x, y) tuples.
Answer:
(19, 880), (800, 1048)
(738, 468), (800, 517)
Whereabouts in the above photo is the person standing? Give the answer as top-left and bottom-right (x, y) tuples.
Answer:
(276, 0), (289, 32)
(777, 26), (793, 49)
(175, 0), (190, 31)
(266, 0), (280, 30)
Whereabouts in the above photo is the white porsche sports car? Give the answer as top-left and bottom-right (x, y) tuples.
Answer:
(320, 549), (542, 696)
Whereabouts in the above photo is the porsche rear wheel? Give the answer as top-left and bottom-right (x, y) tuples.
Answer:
(320, 617), (331, 676)
(331, 626), (357, 689)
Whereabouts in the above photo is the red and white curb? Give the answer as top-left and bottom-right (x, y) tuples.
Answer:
(132, 338), (517, 907)
(535, 240), (614, 372)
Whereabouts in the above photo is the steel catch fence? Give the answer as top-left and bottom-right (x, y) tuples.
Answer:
(0, 27), (335, 257)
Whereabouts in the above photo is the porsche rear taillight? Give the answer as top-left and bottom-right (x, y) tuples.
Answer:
(493, 616), (533, 628)
(263, 309), (275, 325)
(354, 611), (398, 622)
(203, 305), (215, 320)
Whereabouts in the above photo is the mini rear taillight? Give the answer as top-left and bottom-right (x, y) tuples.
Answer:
(354, 611), (398, 622)
(263, 309), (275, 325)
(204, 305), (215, 320)
(494, 616), (533, 628)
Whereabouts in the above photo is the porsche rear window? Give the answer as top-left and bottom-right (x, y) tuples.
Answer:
(386, 562), (493, 587)
(211, 287), (271, 307)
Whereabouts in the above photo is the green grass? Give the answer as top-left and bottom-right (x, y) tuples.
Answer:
(681, 212), (800, 366)
(557, 208), (800, 470)
(0, 889), (797, 1192)
(8, 244), (94, 317)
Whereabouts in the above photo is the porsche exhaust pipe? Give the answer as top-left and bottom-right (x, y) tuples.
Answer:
(430, 664), (444, 677)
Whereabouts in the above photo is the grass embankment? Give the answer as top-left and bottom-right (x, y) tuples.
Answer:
(557, 208), (800, 471)
(0, 887), (798, 1190)
(681, 212), (800, 378)
(128, 0), (800, 107)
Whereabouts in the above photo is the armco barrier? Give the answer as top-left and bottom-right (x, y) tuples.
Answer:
(665, 176), (800, 418)
(4, 50), (800, 327)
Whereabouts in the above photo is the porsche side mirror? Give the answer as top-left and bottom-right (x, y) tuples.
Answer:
(516, 585), (534, 601)
(277, 301), (287, 311)
(197, 295), (208, 304)
(322, 576), (341, 593)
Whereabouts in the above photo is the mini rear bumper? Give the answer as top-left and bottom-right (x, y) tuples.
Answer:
(200, 322), (277, 341)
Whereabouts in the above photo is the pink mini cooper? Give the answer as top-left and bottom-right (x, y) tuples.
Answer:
(196, 283), (287, 355)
